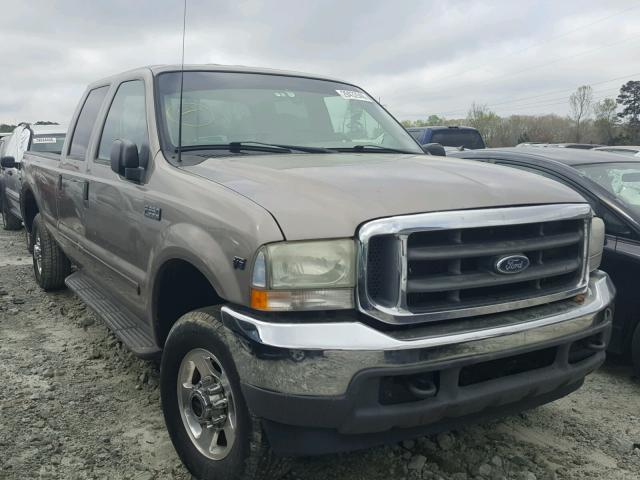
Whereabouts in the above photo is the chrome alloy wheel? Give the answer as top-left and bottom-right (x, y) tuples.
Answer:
(33, 230), (42, 275)
(177, 348), (236, 460)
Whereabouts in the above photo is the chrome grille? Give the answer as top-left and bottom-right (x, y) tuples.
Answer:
(358, 204), (591, 325)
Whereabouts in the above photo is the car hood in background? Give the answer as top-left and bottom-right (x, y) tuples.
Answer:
(183, 153), (586, 240)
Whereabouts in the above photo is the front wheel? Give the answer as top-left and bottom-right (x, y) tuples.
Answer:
(32, 214), (71, 290)
(160, 308), (288, 480)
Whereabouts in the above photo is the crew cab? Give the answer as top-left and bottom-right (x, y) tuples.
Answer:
(1, 123), (66, 234)
(20, 65), (614, 480)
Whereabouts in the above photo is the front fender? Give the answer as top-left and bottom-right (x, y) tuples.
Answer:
(146, 217), (281, 321)
(149, 223), (236, 301)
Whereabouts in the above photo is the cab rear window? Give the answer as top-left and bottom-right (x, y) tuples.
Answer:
(431, 130), (484, 149)
(30, 134), (66, 154)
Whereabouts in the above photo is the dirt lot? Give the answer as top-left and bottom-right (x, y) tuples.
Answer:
(0, 223), (639, 480)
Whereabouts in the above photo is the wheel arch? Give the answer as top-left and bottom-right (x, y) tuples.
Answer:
(21, 186), (39, 233)
(150, 248), (230, 348)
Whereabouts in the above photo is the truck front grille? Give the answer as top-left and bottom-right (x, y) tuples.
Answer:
(358, 205), (591, 325)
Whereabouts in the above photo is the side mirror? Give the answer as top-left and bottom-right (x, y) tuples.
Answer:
(1, 156), (17, 169)
(110, 139), (144, 182)
(422, 143), (446, 156)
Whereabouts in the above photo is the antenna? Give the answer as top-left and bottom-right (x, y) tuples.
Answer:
(177, 0), (187, 163)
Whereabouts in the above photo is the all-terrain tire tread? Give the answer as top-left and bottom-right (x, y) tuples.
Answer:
(33, 214), (70, 291)
(162, 308), (290, 480)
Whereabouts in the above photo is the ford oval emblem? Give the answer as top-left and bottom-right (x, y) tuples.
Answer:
(495, 254), (530, 275)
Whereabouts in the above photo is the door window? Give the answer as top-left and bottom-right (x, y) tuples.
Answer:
(68, 86), (109, 160)
(98, 80), (148, 163)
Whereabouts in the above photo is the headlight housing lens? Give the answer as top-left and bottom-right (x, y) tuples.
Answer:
(251, 239), (356, 311)
(588, 217), (605, 272)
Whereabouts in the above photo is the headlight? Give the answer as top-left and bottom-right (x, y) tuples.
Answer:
(589, 217), (605, 272)
(250, 239), (356, 311)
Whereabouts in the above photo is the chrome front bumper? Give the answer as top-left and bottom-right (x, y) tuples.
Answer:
(221, 271), (614, 396)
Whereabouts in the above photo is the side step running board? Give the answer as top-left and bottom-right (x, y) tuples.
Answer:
(66, 271), (160, 358)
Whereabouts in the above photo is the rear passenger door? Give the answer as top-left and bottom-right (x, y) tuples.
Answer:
(58, 86), (109, 251)
(85, 80), (151, 315)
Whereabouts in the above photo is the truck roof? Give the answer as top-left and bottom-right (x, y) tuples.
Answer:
(87, 64), (351, 89)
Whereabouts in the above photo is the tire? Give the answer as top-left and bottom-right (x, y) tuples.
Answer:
(32, 213), (71, 291)
(2, 199), (22, 230)
(632, 322), (640, 379)
(25, 226), (34, 253)
(160, 308), (288, 480)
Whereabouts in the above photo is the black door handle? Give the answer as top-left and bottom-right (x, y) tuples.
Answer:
(83, 181), (89, 201)
(57, 174), (62, 190)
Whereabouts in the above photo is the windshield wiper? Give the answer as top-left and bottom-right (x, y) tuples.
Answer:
(177, 142), (290, 154)
(333, 144), (418, 154)
(269, 143), (336, 153)
(176, 141), (335, 154)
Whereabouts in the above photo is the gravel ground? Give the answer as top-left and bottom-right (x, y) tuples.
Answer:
(1, 222), (639, 480)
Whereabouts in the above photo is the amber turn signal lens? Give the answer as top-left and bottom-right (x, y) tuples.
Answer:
(250, 289), (269, 310)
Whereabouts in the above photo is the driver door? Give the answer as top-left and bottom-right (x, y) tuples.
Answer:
(84, 79), (151, 317)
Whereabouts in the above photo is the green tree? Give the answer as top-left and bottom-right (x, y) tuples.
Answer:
(426, 115), (444, 125)
(617, 80), (640, 142)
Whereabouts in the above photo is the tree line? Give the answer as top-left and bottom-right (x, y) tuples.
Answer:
(402, 80), (640, 147)
(0, 121), (59, 133)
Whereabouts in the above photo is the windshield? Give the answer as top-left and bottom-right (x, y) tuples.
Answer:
(431, 130), (484, 149)
(156, 71), (422, 155)
(30, 133), (66, 154)
(576, 162), (640, 214)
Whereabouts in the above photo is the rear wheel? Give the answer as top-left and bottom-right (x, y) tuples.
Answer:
(32, 214), (71, 291)
(2, 200), (21, 230)
(160, 308), (288, 480)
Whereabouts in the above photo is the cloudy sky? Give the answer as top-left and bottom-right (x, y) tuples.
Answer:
(1, 0), (639, 125)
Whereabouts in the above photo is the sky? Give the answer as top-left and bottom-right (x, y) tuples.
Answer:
(1, 0), (639, 125)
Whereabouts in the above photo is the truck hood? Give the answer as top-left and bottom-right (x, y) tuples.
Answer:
(183, 153), (586, 240)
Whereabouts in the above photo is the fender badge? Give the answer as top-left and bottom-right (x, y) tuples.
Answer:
(233, 257), (247, 270)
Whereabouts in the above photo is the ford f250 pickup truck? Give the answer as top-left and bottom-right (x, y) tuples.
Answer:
(20, 65), (614, 480)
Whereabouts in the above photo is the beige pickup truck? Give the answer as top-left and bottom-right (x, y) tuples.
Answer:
(21, 64), (614, 480)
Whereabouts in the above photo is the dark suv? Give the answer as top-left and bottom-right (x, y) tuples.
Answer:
(407, 126), (486, 149)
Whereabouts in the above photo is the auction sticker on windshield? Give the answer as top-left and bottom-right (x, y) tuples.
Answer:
(33, 137), (58, 144)
(335, 89), (373, 102)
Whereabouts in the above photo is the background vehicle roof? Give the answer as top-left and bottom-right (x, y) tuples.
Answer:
(30, 124), (67, 135)
(453, 147), (640, 166)
(593, 145), (640, 151)
(408, 125), (478, 131)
